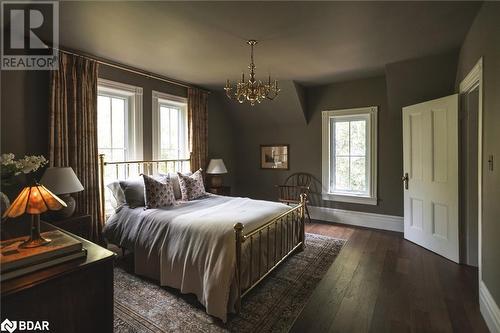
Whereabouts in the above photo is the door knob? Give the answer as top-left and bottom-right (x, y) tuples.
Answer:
(402, 173), (409, 190)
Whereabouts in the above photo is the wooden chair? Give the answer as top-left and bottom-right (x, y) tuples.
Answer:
(276, 173), (312, 223)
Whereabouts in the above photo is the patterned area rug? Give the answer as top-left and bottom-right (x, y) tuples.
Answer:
(114, 233), (345, 333)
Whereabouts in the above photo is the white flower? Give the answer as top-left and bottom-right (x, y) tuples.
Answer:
(17, 155), (47, 174)
(0, 153), (47, 175)
(0, 153), (16, 166)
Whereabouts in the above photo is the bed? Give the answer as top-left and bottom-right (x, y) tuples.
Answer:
(98, 155), (306, 322)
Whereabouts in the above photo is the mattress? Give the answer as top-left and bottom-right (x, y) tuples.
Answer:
(103, 194), (293, 322)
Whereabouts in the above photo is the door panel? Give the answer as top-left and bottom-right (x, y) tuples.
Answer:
(403, 94), (459, 263)
(409, 113), (423, 180)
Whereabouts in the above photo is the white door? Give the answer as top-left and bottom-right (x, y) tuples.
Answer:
(402, 94), (459, 263)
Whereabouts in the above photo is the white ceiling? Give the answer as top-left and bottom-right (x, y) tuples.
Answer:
(55, 1), (481, 89)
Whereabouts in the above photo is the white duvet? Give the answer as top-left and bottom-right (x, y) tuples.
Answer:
(103, 195), (290, 322)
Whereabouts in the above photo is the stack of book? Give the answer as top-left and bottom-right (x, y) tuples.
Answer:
(0, 230), (87, 281)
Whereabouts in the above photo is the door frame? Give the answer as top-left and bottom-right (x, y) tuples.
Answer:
(459, 57), (483, 281)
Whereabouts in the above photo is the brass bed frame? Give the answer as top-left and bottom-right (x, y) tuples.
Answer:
(98, 154), (306, 312)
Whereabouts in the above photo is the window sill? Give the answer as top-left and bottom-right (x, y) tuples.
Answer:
(322, 192), (377, 205)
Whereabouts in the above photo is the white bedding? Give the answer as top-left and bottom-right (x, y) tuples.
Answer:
(103, 194), (291, 322)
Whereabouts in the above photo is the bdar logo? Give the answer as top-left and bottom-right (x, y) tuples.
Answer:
(0, 319), (17, 333)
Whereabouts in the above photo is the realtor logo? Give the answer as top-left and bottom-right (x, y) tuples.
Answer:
(1, 1), (58, 70)
(0, 319), (16, 333)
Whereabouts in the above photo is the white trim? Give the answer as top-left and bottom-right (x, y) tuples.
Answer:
(97, 78), (143, 160)
(98, 78), (143, 97)
(480, 281), (500, 333)
(460, 58), (482, 93)
(322, 106), (378, 205)
(309, 206), (403, 232)
(321, 193), (377, 205)
(459, 58), (483, 282)
(151, 90), (188, 160)
(152, 90), (187, 105)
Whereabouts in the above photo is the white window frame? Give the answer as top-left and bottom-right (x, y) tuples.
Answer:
(97, 78), (143, 160)
(322, 106), (378, 205)
(151, 91), (188, 160)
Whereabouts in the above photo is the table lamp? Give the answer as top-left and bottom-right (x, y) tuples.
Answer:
(206, 159), (228, 187)
(40, 167), (84, 219)
(2, 184), (67, 248)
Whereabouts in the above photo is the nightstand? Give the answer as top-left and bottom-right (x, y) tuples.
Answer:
(42, 214), (92, 240)
(1, 222), (115, 333)
(207, 186), (231, 196)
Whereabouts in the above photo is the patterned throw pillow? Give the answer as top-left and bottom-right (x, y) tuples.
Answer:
(177, 169), (207, 201)
(142, 174), (176, 209)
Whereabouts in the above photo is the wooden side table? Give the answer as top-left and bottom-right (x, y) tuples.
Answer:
(42, 214), (92, 240)
(207, 186), (231, 196)
(1, 222), (115, 333)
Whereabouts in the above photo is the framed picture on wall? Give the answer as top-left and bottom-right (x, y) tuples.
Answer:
(260, 144), (289, 170)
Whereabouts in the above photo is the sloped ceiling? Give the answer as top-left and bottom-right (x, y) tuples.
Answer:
(52, 1), (481, 89)
(216, 80), (307, 127)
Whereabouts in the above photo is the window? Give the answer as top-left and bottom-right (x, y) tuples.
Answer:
(152, 91), (188, 171)
(97, 79), (143, 162)
(322, 106), (377, 205)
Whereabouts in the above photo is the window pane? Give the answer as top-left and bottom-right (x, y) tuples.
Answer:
(159, 104), (184, 160)
(335, 121), (349, 155)
(160, 106), (168, 158)
(111, 97), (125, 149)
(112, 149), (125, 163)
(160, 106), (172, 159)
(170, 108), (179, 158)
(350, 157), (366, 192)
(350, 120), (366, 156)
(97, 96), (111, 148)
(335, 157), (349, 191)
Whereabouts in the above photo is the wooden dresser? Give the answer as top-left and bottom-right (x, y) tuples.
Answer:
(1, 222), (115, 333)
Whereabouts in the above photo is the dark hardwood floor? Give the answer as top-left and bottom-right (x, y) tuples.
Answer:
(291, 221), (489, 333)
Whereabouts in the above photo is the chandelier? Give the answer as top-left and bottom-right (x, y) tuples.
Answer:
(224, 40), (280, 106)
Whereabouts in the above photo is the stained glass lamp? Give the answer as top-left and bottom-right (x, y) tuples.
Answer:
(2, 184), (67, 248)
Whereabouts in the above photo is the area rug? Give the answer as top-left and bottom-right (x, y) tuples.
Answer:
(114, 233), (345, 333)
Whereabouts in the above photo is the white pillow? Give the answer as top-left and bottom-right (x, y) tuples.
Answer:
(106, 181), (126, 209)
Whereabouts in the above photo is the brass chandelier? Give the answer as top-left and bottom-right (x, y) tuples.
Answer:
(224, 40), (280, 106)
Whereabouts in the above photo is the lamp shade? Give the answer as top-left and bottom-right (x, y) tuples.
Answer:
(2, 184), (67, 218)
(40, 167), (84, 194)
(206, 159), (228, 174)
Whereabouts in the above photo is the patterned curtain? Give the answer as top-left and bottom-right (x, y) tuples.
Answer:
(188, 88), (209, 172)
(48, 52), (102, 242)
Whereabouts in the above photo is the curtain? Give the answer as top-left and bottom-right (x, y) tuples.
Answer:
(188, 87), (209, 172)
(48, 52), (102, 242)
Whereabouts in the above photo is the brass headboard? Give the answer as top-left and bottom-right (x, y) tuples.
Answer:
(98, 154), (191, 220)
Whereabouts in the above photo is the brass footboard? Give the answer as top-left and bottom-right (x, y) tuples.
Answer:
(233, 193), (307, 311)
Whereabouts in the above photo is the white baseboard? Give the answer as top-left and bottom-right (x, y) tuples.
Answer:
(480, 280), (500, 333)
(309, 205), (404, 232)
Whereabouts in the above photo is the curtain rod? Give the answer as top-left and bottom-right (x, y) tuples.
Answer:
(56, 48), (210, 93)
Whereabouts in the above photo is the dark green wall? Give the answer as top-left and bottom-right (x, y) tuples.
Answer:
(0, 61), (232, 194)
(456, 1), (500, 307)
(220, 50), (459, 218)
(1, 70), (50, 158)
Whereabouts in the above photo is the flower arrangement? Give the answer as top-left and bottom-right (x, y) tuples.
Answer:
(1, 153), (48, 187)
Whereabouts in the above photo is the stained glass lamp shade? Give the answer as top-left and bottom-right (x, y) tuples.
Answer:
(2, 184), (67, 248)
